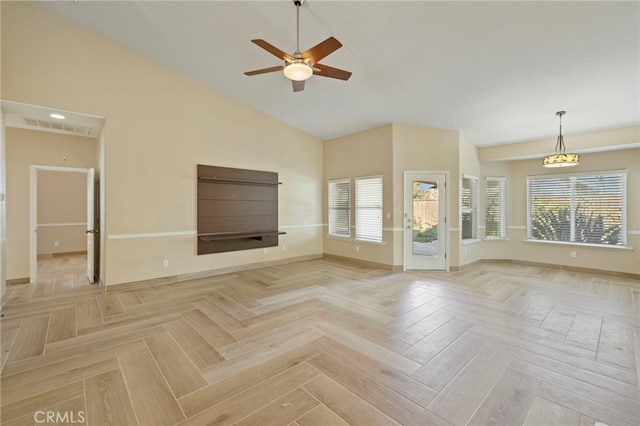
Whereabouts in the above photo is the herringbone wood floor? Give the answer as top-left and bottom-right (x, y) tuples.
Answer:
(1, 255), (639, 425)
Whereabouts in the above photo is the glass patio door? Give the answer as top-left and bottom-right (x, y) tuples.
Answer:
(404, 172), (446, 270)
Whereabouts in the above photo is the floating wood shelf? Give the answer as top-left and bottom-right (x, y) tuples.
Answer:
(197, 165), (282, 255)
(198, 231), (286, 242)
(198, 176), (282, 186)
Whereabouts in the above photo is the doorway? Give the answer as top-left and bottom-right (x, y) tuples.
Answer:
(30, 165), (97, 284)
(404, 172), (447, 270)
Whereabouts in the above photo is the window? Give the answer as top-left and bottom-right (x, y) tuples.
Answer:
(527, 171), (626, 246)
(328, 178), (351, 238)
(485, 177), (506, 239)
(355, 176), (383, 243)
(461, 175), (478, 240)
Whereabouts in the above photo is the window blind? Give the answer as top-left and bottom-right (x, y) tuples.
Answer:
(355, 176), (383, 243)
(527, 171), (626, 246)
(486, 177), (506, 239)
(328, 179), (351, 238)
(462, 175), (478, 240)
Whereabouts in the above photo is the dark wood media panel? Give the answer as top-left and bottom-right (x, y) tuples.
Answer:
(197, 165), (284, 254)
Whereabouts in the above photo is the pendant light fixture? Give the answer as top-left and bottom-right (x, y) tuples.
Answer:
(543, 111), (580, 167)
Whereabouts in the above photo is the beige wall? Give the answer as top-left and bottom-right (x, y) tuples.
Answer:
(323, 123), (465, 269)
(478, 125), (639, 162)
(458, 132), (482, 267)
(1, 111), (6, 304)
(5, 128), (97, 279)
(2, 2), (636, 285)
(322, 122), (639, 276)
(392, 124), (461, 267)
(481, 148), (640, 275)
(37, 170), (87, 255)
(1, 2), (6, 303)
(3, 1), (323, 286)
(323, 125), (394, 265)
(477, 160), (515, 260)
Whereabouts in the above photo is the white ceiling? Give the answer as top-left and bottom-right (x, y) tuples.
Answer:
(34, 0), (639, 147)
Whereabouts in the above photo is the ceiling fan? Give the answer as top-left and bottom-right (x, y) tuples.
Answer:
(244, 0), (352, 92)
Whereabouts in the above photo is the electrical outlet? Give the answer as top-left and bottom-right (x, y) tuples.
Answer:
(356, 246), (360, 252)
(282, 245), (286, 251)
(263, 248), (268, 254)
(162, 259), (169, 267)
(54, 241), (59, 247)
(570, 251), (576, 258)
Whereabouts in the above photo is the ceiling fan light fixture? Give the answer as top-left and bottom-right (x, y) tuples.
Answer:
(543, 111), (580, 168)
(283, 62), (313, 81)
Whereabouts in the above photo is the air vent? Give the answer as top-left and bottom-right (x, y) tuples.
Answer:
(21, 116), (92, 136)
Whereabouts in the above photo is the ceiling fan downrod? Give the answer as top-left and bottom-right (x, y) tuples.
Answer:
(294, 0), (303, 54)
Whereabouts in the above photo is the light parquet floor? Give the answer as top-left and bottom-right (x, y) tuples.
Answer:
(1, 256), (639, 425)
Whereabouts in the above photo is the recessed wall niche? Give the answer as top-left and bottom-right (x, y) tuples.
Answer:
(197, 164), (283, 254)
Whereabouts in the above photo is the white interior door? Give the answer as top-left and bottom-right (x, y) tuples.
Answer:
(404, 172), (447, 270)
(86, 168), (95, 283)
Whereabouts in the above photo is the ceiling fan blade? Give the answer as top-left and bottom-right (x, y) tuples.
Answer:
(292, 80), (305, 92)
(313, 63), (352, 81)
(251, 39), (294, 62)
(244, 65), (284, 76)
(301, 36), (342, 65)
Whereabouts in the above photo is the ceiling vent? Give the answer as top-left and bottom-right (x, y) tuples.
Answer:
(21, 117), (92, 136)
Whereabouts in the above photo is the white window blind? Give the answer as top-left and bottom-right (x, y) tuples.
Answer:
(485, 177), (506, 239)
(355, 176), (383, 243)
(527, 171), (626, 246)
(461, 175), (478, 240)
(328, 179), (351, 238)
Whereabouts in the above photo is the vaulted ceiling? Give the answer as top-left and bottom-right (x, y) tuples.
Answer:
(35, 0), (639, 147)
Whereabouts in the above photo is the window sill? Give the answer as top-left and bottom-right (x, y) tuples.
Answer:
(327, 235), (351, 241)
(461, 239), (481, 245)
(355, 239), (386, 246)
(483, 238), (509, 242)
(326, 235), (385, 245)
(523, 239), (633, 251)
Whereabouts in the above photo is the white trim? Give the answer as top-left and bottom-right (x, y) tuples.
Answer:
(524, 239), (633, 251)
(109, 224), (326, 240)
(404, 171), (449, 271)
(628, 230), (640, 235)
(461, 239), (481, 245)
(30, 164), (92, 284)
(527, 168), (628, 180)
(384, 227), (404, 232)
(280, 224), (323, 230)
(108, 230), (197, 240)
(38, 222), (87, 228)
(30, 166), (37, 282)
(508, 226), (526, 230)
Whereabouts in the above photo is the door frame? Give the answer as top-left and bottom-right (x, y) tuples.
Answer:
(29, 165), (95, 283)
(403, 171), (449, 271)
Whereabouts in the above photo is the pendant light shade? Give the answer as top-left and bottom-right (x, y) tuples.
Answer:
(543, 111), (580, 167)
